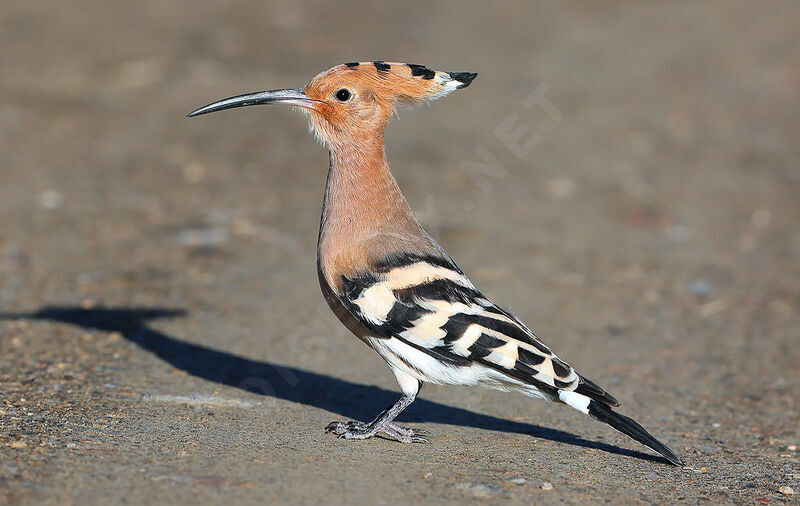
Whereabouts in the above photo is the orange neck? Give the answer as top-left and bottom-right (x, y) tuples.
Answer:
(320, 133), (415, 239)
(317, 133), (431, 284)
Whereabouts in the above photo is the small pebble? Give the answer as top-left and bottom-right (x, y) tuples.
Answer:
(183, 162), (207, 183)
(174, 227), (228, 246)
(454, 482), (503, 497)
(546, 178), (575, 199)
(540, 482), (553, 490)
(778, 486), (794, 496)
(36, 189), (63, 210)
(787, 444), (796, 451)
(687, 279), (712, 297)
(752, 209), (771, 229)
(666, 224), (690, 243)
(508, 477), (526, 485)
(10, 440), (27, 449)
(711, 422), (720, 428)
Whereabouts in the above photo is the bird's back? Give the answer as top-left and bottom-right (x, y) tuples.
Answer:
(324, 239), (618, 404)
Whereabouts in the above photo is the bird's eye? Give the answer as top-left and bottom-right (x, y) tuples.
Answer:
(335, 88), (351, 102)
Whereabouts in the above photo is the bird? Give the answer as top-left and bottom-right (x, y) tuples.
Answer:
(188, 61), (683, 466)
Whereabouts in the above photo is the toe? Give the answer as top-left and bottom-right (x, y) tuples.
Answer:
(380, 425), (431, 443)
(325, 421), (346, 434)
(389, 424), (430, 438)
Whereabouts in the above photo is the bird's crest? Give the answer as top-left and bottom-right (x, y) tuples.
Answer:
(307, 61), (476, 108)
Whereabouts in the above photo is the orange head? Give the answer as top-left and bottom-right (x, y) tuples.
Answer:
(188, 61), (476, 149)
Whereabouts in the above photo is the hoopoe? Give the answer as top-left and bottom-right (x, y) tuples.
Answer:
(188, 61), (683, 466)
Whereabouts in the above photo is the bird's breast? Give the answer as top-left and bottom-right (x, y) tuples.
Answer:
(317, 262), (374, 343)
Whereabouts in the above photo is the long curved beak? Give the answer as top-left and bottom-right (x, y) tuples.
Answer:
(187, 88), (318, 118)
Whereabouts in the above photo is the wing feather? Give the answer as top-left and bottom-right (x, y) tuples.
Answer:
(337, 253), (618, 405)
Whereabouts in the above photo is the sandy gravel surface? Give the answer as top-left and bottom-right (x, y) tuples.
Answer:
(1, 1), (799, 504)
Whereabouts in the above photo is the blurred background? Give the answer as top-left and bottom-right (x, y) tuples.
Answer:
(1, 1), (798, 504)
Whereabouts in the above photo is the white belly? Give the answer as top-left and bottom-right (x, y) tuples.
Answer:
(365, 336), (551, 401)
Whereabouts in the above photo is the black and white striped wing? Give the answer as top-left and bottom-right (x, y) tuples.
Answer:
(338, 253), (618, 406)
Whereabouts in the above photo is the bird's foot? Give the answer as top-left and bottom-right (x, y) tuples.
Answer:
(325, 420), (429, 443)
(325, 420), (371, 439)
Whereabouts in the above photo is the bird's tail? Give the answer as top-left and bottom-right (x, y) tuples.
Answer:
(585, 399), (684, 466)
(556, 378), (683, 466)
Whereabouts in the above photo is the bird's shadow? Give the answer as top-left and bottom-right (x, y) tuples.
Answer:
(0, 305), (665, 464)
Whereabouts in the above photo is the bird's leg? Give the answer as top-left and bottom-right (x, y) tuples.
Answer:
(325, 393), (428, 443)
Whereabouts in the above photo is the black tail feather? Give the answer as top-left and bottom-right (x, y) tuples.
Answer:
(575, 375), (620, 407)
(587, 400), (684, 466)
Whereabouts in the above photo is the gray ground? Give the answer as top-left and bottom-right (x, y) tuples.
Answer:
(1, 1), (799, 504)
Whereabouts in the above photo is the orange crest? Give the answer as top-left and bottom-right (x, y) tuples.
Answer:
(301, 62), (476, 147)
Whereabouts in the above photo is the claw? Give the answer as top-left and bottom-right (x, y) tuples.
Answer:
(379, 423), (432, 443)
(387, 423), (429, 437)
